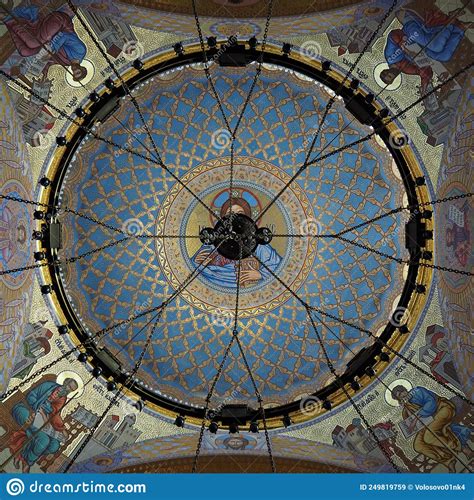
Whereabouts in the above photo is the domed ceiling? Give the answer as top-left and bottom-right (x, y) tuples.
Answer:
(0, 0), (472, 476)
(60, 65), (407, 408)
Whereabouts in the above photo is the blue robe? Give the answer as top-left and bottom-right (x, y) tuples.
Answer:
(11, 382), (62, 466)
(192, 244), (281, 288)
(385, 13), (464, 65)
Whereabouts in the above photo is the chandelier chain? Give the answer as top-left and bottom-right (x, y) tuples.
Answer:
(253, 253), (472, 405)
(257, 61), (473, 223)
(0, 69), (218, 222)
(304, 0), (398, 165)
(65, 0), (164, 166)
(333, 235), (474, 276)
(0, 249), (220, 402)
(306, 310), (402, 472)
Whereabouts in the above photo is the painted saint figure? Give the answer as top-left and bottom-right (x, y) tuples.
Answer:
(8, 378), (78, 472)
(2, 2), (87, 82)
(391, 385), (471, 472)
(446, 219), (470, 268)
(192, 197), (281, 288)
(381, 9), (466, 92)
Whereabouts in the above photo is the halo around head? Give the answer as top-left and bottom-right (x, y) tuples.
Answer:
(374, 62), (402, 91)
(385, 378), (413, 407)
(56, 370), (85, 399)
(65, 59), (95, 88)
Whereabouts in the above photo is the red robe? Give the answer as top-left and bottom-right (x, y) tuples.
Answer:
(5, 11), (76, 66)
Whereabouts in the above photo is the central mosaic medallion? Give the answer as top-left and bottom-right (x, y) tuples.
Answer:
(155, 156), (316, 317)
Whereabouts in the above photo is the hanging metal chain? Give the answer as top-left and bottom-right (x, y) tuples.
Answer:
(229, 140), (237, 225)
(65, 237), (130, 263)
(257, 0), (397, 223)
(312, 313), (407, 471)
(232, 0), (274, 137)
(62, 208), (131, 235)
(272, 193), (474, 241)
(65, 0), (163, 165)
(192, 0), (274, 131)
(193, 243), (276, 473)
(64, 247), (223, 472)
(235, 335), (276, 472)
(233, 256), (276, 471)
(0, 376), (96, 471)
(303, 0), (398, 166)
(0, 229), (201, 278)
(228, 241), (276, 471)
(306, 310), (402, 471)
(192, 334), (236, 473)
(191, 0), (232, 135)
(0, 306), (161, 402)
(333, 235), (474, 277)
(0, 192), (201, 241)
(193, 244), (246, 473)
(0, 193), (128, 235)
(191, 0), (274, 136)
(334, 193), (474, 238)
(396, 398), (472, 472)
(307, 61), (474, 171)
(309, 2), (472, 176)
(0, 70), (218, 222)
(63, 384), (124, 472)
(309, 304), (473, 406)
(229, 0), (273, 224)
(0, 2), (159, 165)
(0, 348), (76, 402)
(314, 311), (472, 472)
(251, 251), (473, 405)
(257, 61), (473, 223)
(192, 420), (206, 473)
(63, 309), (163, 472)
(0, 193), (51, 208)
(0, 246), (221, 403)
(339, 0), (398, 88)
(370, 362), (472, 471)
(193, 248), (243, 473)
(11, 317), (162, 473)
(192, 0), (273, 226)
(339, 380), (402, 471)
(1, 248), (222, 471)
(0, 237), (129, 277)
(232, 244), (243, 332)
(0, 261), (50, 276)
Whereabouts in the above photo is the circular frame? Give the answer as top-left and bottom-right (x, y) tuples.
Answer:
(37, 41), (433, 428)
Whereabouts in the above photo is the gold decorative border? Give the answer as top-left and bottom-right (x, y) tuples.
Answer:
(38, 43), (433, 428)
